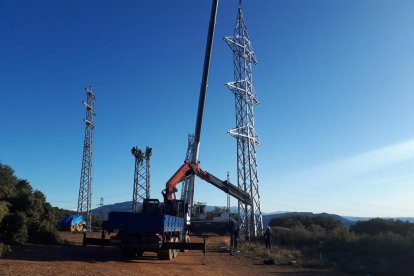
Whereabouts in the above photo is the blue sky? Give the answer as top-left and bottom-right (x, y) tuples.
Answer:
(1, 0), (414, 217)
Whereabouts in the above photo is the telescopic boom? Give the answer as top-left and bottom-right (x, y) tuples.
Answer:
(163, 0), (251, 208)
(192, 0), (219, 164)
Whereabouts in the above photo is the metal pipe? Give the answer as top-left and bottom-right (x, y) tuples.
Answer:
(191, 0), (219, 164)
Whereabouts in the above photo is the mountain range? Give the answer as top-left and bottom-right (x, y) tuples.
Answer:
(92, 201), (414, 226)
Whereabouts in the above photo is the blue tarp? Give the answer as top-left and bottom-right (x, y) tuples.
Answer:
(59, 215), (86, 228)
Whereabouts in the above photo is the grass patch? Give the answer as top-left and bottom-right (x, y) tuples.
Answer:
(238, 241), (307, 267)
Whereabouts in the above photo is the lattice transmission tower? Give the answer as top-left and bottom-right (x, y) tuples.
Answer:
(131, 146), (152, 212)
(180, 134), (195, 208)
(77, 86), (96, 230)
(224, 1), (263, 238)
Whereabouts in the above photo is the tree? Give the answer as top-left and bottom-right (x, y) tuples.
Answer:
(0, 164), (17, 200)
(351, 218), (414, 237)
(269, 215), (345, 231)
(0, 162), (60, 244)
(0, 201), (8, 224)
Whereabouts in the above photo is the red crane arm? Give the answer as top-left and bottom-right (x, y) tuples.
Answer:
(164, 161), (195, 201)
(164, 161), (251, 205)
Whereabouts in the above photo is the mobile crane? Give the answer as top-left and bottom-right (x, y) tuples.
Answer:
(83, 0), (251, 260)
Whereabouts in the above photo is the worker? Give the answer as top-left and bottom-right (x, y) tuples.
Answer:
(264, 226), (272, 250)
(229, 221), (234, 252)
(233, 226), (240, 252)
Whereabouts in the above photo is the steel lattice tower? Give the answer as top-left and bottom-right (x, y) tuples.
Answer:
(180, 134), (195, 207)
(224, 1), (263, 238)
(131, 146), (152, 212)
(77, 86), (96, 230)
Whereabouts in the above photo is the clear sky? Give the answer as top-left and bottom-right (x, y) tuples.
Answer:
(1, 0), (414, 217)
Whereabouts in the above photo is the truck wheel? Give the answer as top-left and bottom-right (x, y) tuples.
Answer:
(75, 223), (84, 232)
(180, 235), (191, 252)
(157, 249), (173, 260)
(172, 237), (178, 258)
(121, 247), (136, 258)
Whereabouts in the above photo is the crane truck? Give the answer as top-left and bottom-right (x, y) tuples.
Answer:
(83, 0), (251, 260)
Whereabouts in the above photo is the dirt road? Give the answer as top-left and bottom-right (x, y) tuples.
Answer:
(0, 234), (337, 275)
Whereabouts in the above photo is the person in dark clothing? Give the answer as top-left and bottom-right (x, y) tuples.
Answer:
(264, 226), (272, 250)
(229, 221), (234, 251)
(233, 226), (240, 251)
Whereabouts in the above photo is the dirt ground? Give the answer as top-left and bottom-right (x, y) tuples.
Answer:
(0, 233), (340, 276)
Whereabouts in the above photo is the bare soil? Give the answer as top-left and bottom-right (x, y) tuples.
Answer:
(0, 233), (340, 276)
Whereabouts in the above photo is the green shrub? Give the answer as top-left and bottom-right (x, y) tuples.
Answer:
(321, 232), (414, 274)
(0, 163), (60, 244)
(0, 201), (8, 224)
(269, 215), (345, 231)
(2, 212), (28, 244)
(351, 218), (414, 236)
(0, 243), (11, 257)
(268, 216), (414, 273)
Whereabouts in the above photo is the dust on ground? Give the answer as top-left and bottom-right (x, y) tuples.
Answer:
(0, 233), (341, 276)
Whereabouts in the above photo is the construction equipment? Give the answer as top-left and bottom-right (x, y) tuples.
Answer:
(101, 198), (187, 259)
(83, 0), (250, 260)
(163, 161), (251, 211)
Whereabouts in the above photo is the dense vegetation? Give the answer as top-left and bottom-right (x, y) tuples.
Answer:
(0, 162), (109, 252)
(0, 163), (61, 245)
(268, 215), (414, 274)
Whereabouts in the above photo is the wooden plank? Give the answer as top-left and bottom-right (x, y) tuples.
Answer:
(161, 242), (205, 251)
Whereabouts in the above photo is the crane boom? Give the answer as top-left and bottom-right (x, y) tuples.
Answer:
(164, 161), (251, 205)
(163, 0), (251, 213)
(192, 0), (219, 164)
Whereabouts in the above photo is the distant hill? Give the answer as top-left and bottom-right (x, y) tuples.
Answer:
(92, 202), (414, 226)
(390, 217), (414, 223)
(344, 216), (414, 223)
(262, 212), (354, 227)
